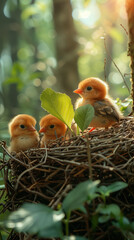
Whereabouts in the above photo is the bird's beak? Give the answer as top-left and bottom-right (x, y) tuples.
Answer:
(73, 88), (83, 94)
(39, 127), (46, 133)
(28, 126), (37, 131)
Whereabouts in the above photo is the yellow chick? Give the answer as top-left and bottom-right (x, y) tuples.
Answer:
(8, 114), (39, 153)
(74, 77), (122, 129)
(39, 114), (67, 147)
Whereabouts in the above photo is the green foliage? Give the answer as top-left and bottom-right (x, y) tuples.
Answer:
(4, 63), (24, 89)
(74, 104), (94, 132)
(97, 181), (128, 203)
(115, 97), (132, 113)
(0, 230), (9, 240)
(21, 2), (47, 20)
(113, 216), (134, 234)
(62, 180), (100, 213)
(96, 203), (121, 223)
(2, 180), (133, 239)
(40, 88), (74, 130)
(5, 203), (64, 238)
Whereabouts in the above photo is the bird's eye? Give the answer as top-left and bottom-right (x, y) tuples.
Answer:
(20, 124), (25, 129)
(50, 124), (55, 129)
(87, 86), (92, 91)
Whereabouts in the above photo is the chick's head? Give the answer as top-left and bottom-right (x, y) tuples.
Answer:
(39, 114), (67, 138)
(8, 114), (37, 138)
(74, 77), (108, 100)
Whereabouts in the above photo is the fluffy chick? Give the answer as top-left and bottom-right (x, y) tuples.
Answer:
(8, 114), (39, 153)
(39, 114), (67, 147)
(74, 77), (122, 129)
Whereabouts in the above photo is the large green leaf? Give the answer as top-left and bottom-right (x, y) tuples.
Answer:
(40, 88), (74, 129)
(62, 180), (100, 213)
(5, 203), (64, 238)
(74, 104), (94, 132)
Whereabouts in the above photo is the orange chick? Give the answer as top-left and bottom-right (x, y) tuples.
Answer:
(74, 77), (122, 129)
(8, 114), (39, 153)
(39, 114), (67, 147)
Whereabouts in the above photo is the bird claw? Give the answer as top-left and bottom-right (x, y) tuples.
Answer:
(88, 127), (95, 133)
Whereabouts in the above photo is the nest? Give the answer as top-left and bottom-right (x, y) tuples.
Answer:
(0, 117), (134, 240)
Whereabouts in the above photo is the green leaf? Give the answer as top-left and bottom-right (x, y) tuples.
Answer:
(40, 88), (74, 129)
(5, 203), (64, 238)
(97, 203), (121, 223)
(98, 215), (110, 223)
(74, 104), (94, 132)
(113, 217), (134, 233)
(97, 204), (121, 217)
(98, 181), (127, 197)
(63, 236), (88, 240)
(106, 181), (128, 193)
(62, 180), (100, 213)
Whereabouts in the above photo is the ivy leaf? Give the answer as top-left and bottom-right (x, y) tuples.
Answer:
(5, 203), (64, 238)
(40, 88), (74, 130)
(74, 104), (94, 132)
(62, 180), (100, 213)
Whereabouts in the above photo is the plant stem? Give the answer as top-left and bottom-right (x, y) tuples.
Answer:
(86, 136), (92, 180)
(65, 211), (71, 236)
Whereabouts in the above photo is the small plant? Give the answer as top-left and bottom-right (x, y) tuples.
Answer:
(1, 180), (133, 240)
(115, 97), (132, 113)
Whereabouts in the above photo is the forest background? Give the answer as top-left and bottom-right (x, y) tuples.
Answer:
(0, 0), (132, 145)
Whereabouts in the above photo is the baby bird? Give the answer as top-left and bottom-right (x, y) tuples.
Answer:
(8, 114), (39, 153)
(39, 114), (67, 147)
(74, 77), (122, 129)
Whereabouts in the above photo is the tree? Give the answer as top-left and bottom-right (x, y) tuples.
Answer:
(126, 0), (134, 114)
(53, 0), (79, 104)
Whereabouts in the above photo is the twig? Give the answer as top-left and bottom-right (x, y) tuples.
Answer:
(104, 36), (130, 94)
(86, 136), (92, 180)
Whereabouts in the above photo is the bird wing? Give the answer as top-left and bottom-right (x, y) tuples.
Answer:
(93, 99), (120, 121)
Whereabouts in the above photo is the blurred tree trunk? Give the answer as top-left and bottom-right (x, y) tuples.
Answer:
(0, 0), (21, 118)
(125, 0), (134, 114)
(26, 0), (42, 124)
(52, 0), (79, 104)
